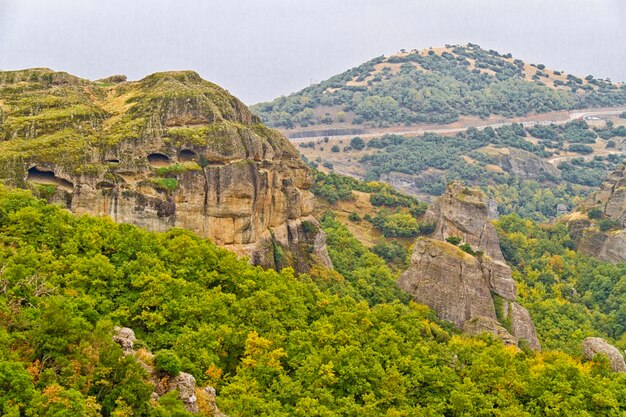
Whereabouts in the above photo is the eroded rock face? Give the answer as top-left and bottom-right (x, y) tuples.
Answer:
(399, 182), (540, 350)
(112, 327), (227, 415)
(398, 238), (496, 326)
(463, 316), (518, 347)
(425, 182), (505, 262)
(494, 148), (560, 181)
(154, 372), (199, 413)
(113, 326), (136, 354)
(0, 70), (331, 272)
(582, 337), (626, 373)
(566, 164), (626, 263)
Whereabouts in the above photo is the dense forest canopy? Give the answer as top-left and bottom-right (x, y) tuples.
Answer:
(252, 44), (626, 129)
(2, 186), (626, 416)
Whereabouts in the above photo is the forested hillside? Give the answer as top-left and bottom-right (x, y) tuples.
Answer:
(301, 119), (626, 221)
(2, 186), (626, 416)
(252, 44), (626, 129)
(311, 170), (626, 354)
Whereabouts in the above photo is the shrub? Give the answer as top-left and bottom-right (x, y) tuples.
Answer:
(588, 208), (603, 220)
(459, 243), (476, 255)
(599, 219), (620, 232)
(154, 350), (181, 376)
(152, 178), (179, 191)
(419, 222), (436, 235)
(371, 241), (408, 265)
(348, 212), (361, 222)
(568, 144), (593, 154)
(301, 220), (318, 234)
(350, 137), (365, 150)
(331, 145), (340, 153)
(445, 236), (462, 246)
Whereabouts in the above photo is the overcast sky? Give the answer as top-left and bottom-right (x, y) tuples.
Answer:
(0, 0), (624, 104)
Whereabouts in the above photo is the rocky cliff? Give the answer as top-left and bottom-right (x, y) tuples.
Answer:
(398, 182), (540, 350)
(564, 163), (626, 263)
(0, 68), (331, 271)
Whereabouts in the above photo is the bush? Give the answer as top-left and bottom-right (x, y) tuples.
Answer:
(152, 178), (179, 191)
(372, 212), (421, 237)
(588, 208), (603, 219)
(598, 219), (620, 232)
(301, 220), (318, 234)
(371, 241), (408, 265)
(568, 144), (593, 154)
(459, 243), (476, 255)
(445, 236), (462, 245)
(419, 222), (436, 235)
(154, 350), (181, 376)
(331, 145), (340, 152)
(348, 212), (361, 222)
(350, 137), (366, 150)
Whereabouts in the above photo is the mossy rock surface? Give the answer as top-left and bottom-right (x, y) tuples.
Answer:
(0, 68), (299, 177)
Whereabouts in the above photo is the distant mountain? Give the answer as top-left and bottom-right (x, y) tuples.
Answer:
(252, 44), (626, 129)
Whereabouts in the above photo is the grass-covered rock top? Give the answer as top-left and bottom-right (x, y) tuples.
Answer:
(0, 67), (297, 175)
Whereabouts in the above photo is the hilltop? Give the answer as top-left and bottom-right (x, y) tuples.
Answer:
(252, 44), (626, 133)
(0, 68), (331, 271)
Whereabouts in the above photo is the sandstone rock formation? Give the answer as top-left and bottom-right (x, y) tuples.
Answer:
(398, 182), (540, 350)
(478, 146), (560, 181)
(582, 337), (626, 373)
(565, 163), (626, 263)
(0, 69), (331, 272)
(113, 327), (227, 415)
(463, 316), (518, 347)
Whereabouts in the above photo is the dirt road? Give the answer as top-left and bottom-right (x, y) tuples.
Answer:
(288, 106), (626, 143)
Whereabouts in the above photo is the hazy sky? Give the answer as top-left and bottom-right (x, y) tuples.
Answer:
(1, 0), (624, 104)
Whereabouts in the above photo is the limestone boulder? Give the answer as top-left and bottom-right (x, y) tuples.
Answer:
(582, 337), (626, 373)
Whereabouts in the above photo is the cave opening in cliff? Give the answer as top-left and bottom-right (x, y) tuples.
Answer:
(96, 181), (115, 190)
(178, 149), (197, 162)
(147, 153), (171, 167)
(26, 167), (74, 191)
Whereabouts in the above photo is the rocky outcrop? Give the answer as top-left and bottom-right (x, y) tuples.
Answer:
(565, 163), (626, 263)
(425, 183), (506, 262)
(398, 182), (540, 350)
(582, 337), (626, 373)
(113, 327), (227, 415)
(0, 69), (331, 272)
(479, 146), (560, 181)
(397, 239), (496, 326)
(463, 317), (518, 347)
